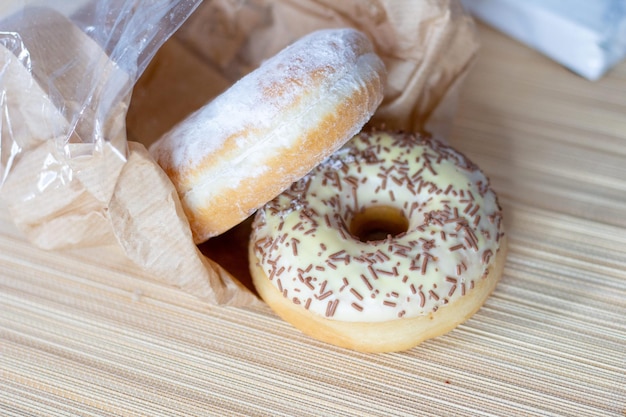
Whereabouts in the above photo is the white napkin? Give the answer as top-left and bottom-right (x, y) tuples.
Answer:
(462, 0), (626, 80)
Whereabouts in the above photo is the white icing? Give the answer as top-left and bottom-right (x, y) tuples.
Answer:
(251, 131), (504, 322)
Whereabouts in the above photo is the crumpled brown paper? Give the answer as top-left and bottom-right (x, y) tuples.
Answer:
(0, 0), (478, 307)
(0, 5), (256, 307)
(138, 0), (479, 138)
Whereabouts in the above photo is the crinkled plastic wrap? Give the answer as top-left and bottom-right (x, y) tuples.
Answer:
(0, 0), (259, 306)
(0, 0), (479, 307)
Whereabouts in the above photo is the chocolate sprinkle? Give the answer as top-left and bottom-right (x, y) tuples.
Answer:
(251, 131), (504, 321)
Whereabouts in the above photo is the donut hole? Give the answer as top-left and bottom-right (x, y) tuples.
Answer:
(349, 206), (409, 242)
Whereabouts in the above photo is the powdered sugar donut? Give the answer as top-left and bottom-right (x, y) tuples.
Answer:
(249, 131), (506, 352)
(150, 28), (386, 243)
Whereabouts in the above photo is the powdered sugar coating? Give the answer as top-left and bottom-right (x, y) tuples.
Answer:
(150, 28), (382, 191)
(149, 28), (386, 242)
(251, 131), (504, 322)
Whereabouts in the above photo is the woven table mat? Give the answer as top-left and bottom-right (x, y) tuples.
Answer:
(1, 24), (625, 417)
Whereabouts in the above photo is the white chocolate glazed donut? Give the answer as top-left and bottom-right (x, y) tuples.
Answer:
(150, 28), (386, 243)
(249, 131), (506, 352)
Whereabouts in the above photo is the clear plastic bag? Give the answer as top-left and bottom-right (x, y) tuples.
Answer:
(0, 0), (201, 246)
(0, 1), (260, 306)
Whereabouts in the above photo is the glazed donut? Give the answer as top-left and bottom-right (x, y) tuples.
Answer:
(249, 130), (506, 352)
(149, 28), (386, 243)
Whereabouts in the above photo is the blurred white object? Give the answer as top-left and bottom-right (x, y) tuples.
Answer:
(461, 0), (626, 80)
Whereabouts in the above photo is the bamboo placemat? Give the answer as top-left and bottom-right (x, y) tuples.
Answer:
(1, 24), (625, 416)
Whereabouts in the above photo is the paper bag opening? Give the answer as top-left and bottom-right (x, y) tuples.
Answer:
(0, 0), (479, 307)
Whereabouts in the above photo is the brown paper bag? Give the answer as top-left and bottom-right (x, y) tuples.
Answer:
(0, 0), (478, 306)
(0, 5), (256, 306)
(136, 0), (479, 138)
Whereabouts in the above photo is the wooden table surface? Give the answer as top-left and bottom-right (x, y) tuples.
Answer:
(1, 24), (625, 416)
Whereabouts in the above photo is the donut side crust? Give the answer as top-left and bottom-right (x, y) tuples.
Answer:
(150, 29), (386, 243)
(185, 73), (384, 242)
(249, 235), (507, 353)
